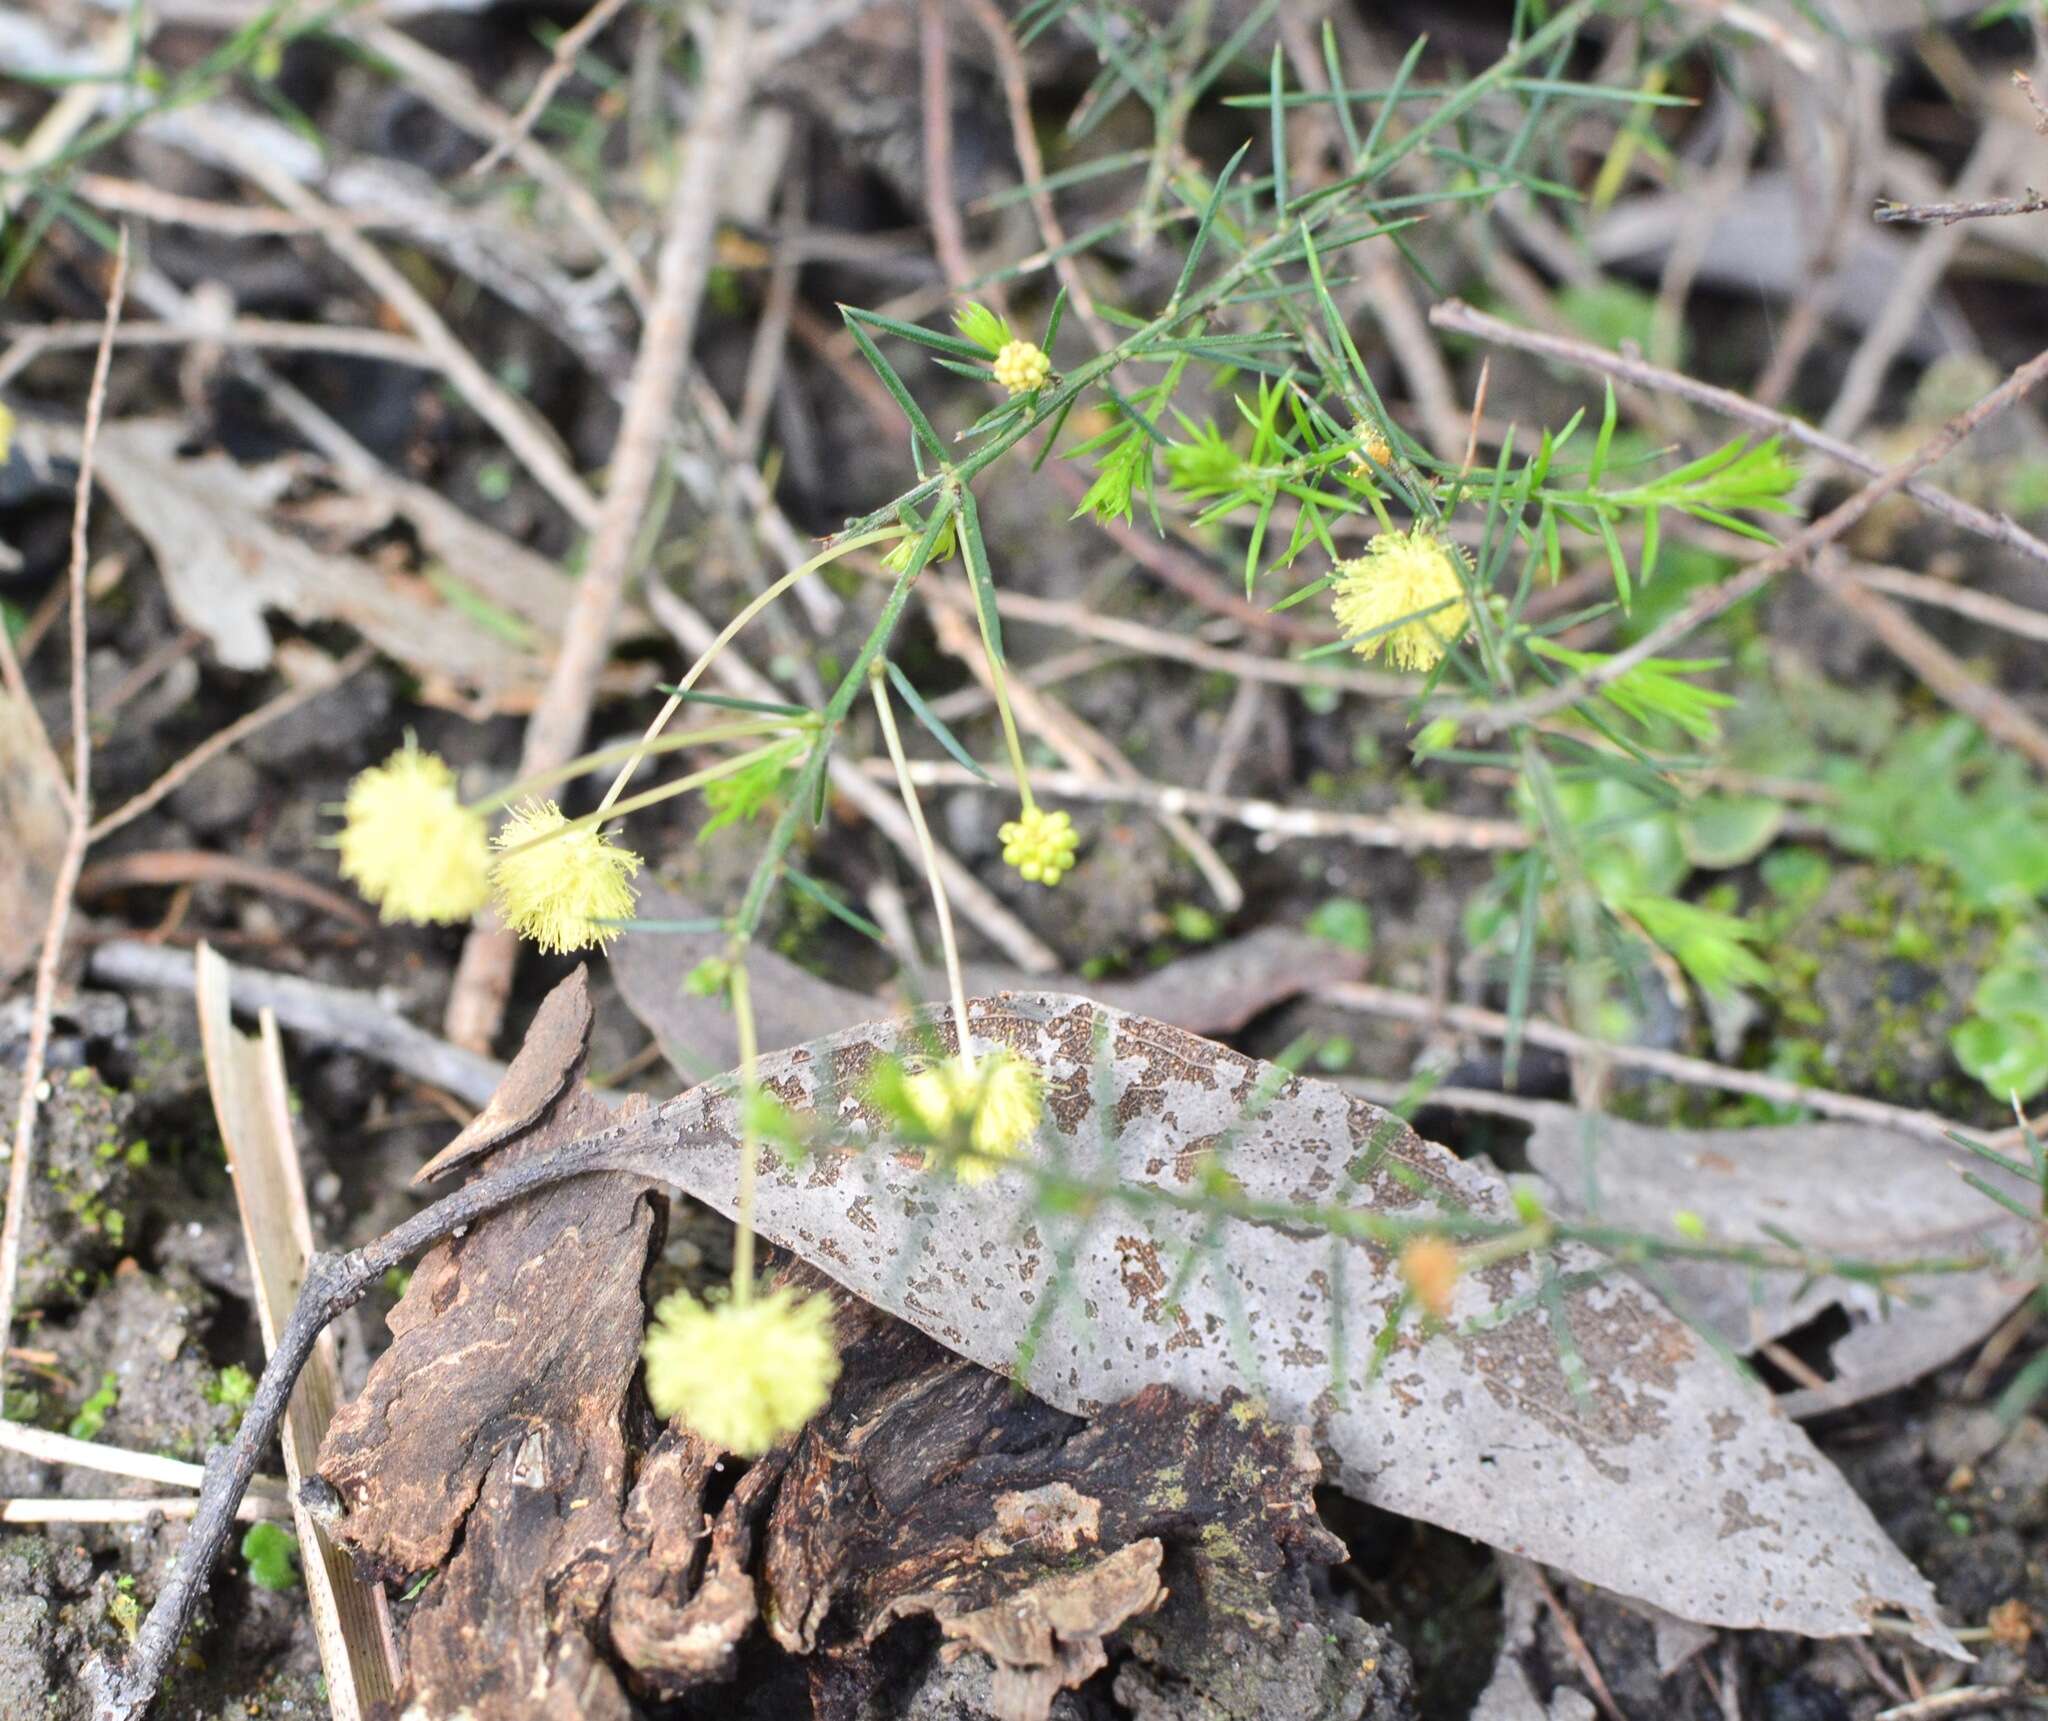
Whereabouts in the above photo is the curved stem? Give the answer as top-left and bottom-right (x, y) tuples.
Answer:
(870, 665), (974, 1071)
(594, 528), (902, 818)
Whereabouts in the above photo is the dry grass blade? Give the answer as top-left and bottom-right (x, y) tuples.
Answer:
(195, 944), (399, 1721)
(0, 1416), (287, 1497)
(1, 1495), (289, 1525)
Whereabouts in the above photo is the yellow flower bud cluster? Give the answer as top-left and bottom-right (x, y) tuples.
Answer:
(999, 805), (1078, 886)
(992, 339), (1052, 397)
(900, 1050), (1044, 1183)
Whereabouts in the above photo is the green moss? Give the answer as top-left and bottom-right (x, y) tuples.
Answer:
(67, 1372), (118, 1441)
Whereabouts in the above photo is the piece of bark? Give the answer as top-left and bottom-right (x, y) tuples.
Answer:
(314, 967), (663, 1719)
(924, 1538), (1167, 1721)
(412, 965), (595, 1184)
(757, 1283), (1402, 1721)
(609, 1429), (792, 1694)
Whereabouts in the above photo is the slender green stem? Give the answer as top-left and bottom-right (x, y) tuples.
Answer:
(731, 499), (956, 944)
(491, 741), (794, 858)
(730, 960), (759, 1304)
(595, 527), (903, 817)
(470, 721), (803, 815)
(869, 665), (975, 1072)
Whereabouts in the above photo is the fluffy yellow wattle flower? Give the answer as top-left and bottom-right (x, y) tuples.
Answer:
(489, 798), (641, 953)
(992, 339), (1052, 396)
(901, 1050), (1044, 1183)
(337, 743), (491, 925)
(999, 805), (1078, 886)
(642, 1284), (840, 1457)
(1330, 527), (1474, 672)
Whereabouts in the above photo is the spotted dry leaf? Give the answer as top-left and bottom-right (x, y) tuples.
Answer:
(1517, 1104), (2034, 1419)
(627, 992), (1960, 1655)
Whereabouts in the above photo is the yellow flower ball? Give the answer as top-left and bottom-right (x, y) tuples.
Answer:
(1330, 528), (1474, 672)
(642, 1283), (840, 1457)
(337, 743), (490, 925)
(901, 1050), (1044, 1183)
(998, 805), (1078, 886)
(489, 798), (641, 954)
(992, 339), (1052, 396)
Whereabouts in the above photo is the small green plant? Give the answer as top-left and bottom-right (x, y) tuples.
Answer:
(108, 1576), (140, 1643)
(205, 1365), (257, 1418)
(66, 1373), (118, 1442)
(240, 1522), (300, 1593)
(1953, 930), (2048, 1105)
(1306, 899), (1373, 955)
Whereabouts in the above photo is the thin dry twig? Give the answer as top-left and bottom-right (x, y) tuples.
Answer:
(443, 7), (756, 1052)
(967, 582), (1405, 695)
(919, 0), (978, 298)
(0, 1417), (286, 1498)
(867, 758), (1531, 853)
(1875, 191), (2048, 226)
(89, 643), (375, 844)
(958, 0), (1115, 352)
(1428, 298), (2048, 576)
(86, 941), (505, 1109)
(1809, 549), (2048, 772)
(0, 316), (431, 389)
(1827, 124), (2022, 443)
(1529, 1566), (1632, 1721)
(67, 172), (367, 236)
(468, 0), (634, 179)
(1845, 560), (2048, 646)
(1, 1496), (288, 1525)
(1876, 1688), (2045, 1720)
(735, 173), (806, 461)
(0, 235), (127, 1386)
(197, 947), (400, 1716)
(76, 850), (373, 932)
(1448, 339), (2048, 739)
(1321, 981), (1986, 1152)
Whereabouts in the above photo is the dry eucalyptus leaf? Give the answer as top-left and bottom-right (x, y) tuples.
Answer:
(629, 993), (1960, 1655)
(0, 694), (66, 984)
(1518, 1104), (2034, 1417)
(32, 418), (537, 699)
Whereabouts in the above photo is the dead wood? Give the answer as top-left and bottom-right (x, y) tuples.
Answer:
(314, 967), (661, 1716)
(94, 966), (1403, 1720)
